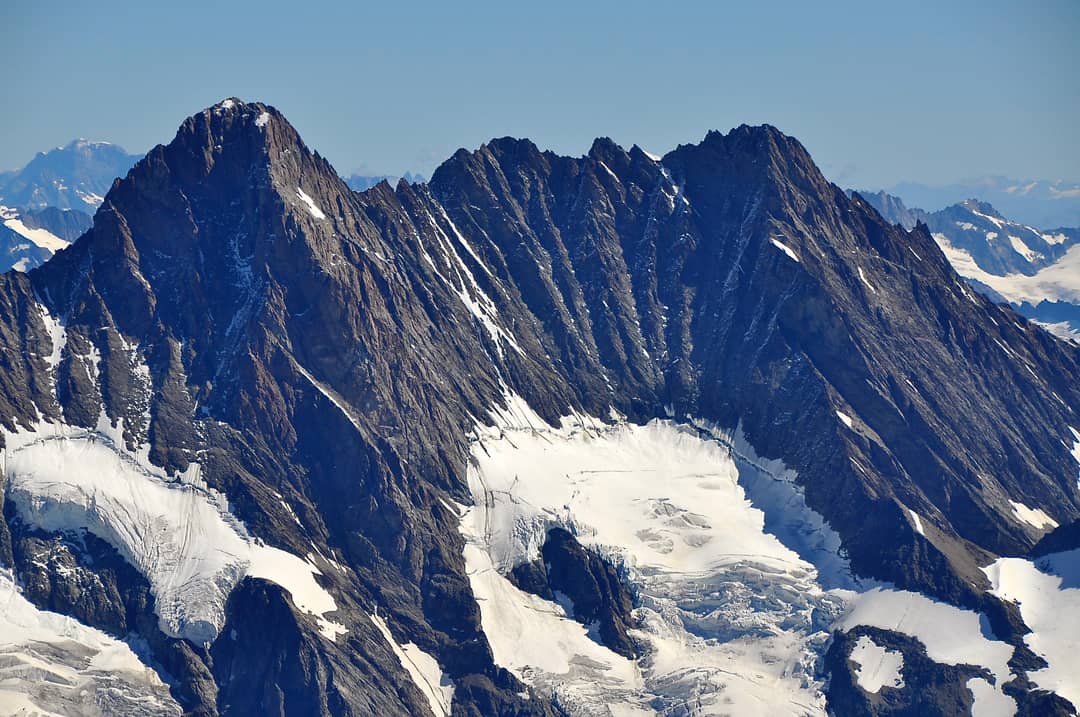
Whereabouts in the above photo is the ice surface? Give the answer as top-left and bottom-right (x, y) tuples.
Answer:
(370, 611), (454, 716)
(296, 188), (327, 220)
(770, 237), (800, 262)
(983, 551), (1080, 708)
(968, 677), (1018, 717)
(849, 635), (904, 693)
(461, 536), (647, 713)
(0, 570), (181, 716)
(3, 421), (345, 644)
(459, 396), (1048, 714)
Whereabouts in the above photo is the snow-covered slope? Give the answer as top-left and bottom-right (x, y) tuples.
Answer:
(462, 411), (838, 715)
(932, 237), (1080, 308)
(0, 570), (181, 716)
(0, 139), (140, 212)
(983, 549), (1080, 708)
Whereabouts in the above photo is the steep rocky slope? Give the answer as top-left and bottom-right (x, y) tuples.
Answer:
(0, 99), (1077, 715)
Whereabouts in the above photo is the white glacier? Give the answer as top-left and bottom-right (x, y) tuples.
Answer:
(456, 394), (1041, 716)
(460, 406), (846, 715)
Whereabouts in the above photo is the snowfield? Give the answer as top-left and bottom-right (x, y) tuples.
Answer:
(932, 234), (1080, 307)
(2, 420), (346, 644)
(983, 550), (1080, 709)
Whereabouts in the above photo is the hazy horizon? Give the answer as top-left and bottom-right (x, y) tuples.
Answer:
(4, 0), (1078, 188)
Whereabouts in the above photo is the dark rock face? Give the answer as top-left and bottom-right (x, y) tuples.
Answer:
(0, 99), (1077, 714)
(509, 528), (637, 658)
(1030, 519), (1080, 557)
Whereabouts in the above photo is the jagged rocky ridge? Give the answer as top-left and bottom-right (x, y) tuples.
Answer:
(0, 99), (1077, 715)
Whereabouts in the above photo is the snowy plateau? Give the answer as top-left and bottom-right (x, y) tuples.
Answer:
(455, 395), (1080, 716)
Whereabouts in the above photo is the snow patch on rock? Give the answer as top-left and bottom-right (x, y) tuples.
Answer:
(770, 237), (800, 263)
(296, 188), (327, 220)
(1008, 500), (1058, 530)
(849, 635), (904, 693)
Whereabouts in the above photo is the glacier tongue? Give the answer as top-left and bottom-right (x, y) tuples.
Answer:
(460, 399), (1030, 716)
(461, 410), (846, 716)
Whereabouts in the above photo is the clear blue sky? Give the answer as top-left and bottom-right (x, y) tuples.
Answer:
(3, 0), (1077, 188)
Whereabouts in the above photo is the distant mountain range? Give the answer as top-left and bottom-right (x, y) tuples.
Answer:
(882, 177), (1080, 230)
(343, 171), (426, 191)
(0, 139), (142, 212)
(855, 190), (1080, 343)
